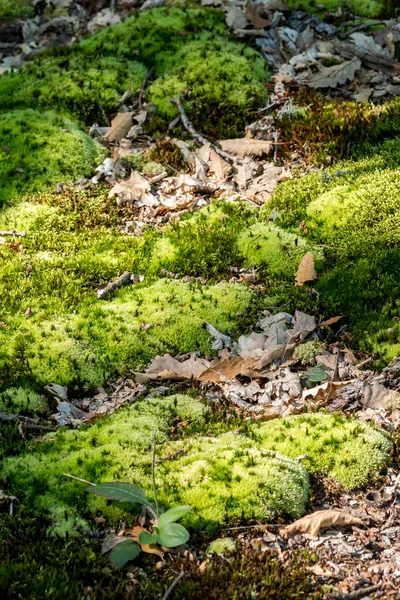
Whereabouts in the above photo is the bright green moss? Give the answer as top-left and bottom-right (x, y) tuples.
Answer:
(285, 0), (384, 17)
(1, 396), (309, 535)
(157, 433), (309, 530)
(293, 340), (325, 366)
(0, 56), (146, 125)
(0, 0), (33, 20)
(254, 413), (392, 490)
(148, 38), (268, 138)
(0, 387), (48, 416)
(0, 110), (106, 205)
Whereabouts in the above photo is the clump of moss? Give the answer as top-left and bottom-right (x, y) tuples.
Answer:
(0, 387), (48, 417)
(284, 0), (384, 18)
(158, 433), (309, 530)
(1, 396), (309, 535)
(293, 340), (325, 366)
(254, 413), (392, 490)
(0, 56), (146, 124)
(0, 110), (105, 205)
(148, 38), (268, 138)
(0, 0), (33, 20)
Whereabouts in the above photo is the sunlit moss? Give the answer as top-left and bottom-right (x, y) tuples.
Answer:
(254, 413), (392, 490)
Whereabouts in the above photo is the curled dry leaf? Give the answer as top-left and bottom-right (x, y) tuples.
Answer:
(108, 171), (152, 205)
(295, 252), (317, 286)
(104, 113), (134, 142)
(298, 57), (362, 89)
(280, 509), (363, 538)
(219, 138), (272, 158)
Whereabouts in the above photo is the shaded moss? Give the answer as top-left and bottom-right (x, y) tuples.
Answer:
(0, 110), (105, 205)
(254, 413), (392, 490)
(0, 0), (33, 20)
(285, 0), (384, 17)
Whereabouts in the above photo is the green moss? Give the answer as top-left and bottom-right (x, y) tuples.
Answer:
(0, 387), (48, 416)
(285, 0), (384, 18)
(293, 341), (325, 366)
(0, 0), (33, 20)
(1, 396), (309, 535)
(254, 413), (392, 490)
(0, 56), (147, 124)
(0, 110), (105, 205)
(207, 538), (236, 554)
(148, 38), (268, 138)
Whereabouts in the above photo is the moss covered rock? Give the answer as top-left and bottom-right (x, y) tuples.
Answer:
(0, 110), (105, 205)
(253, 413), (392, 490)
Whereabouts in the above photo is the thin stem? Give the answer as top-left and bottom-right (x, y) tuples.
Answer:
(152, 429), (159, 517)
(162, 571), (185, 600)
(63, 473), (95, 486)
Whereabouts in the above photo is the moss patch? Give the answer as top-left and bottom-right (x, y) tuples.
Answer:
(0, 110), (105, 205)
(254, 413), (392, 490)
(0, 0), (33, 20)
(285, 0), (384, 18)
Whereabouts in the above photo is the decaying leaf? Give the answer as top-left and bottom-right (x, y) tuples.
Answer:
(225, 6), (248, 29)
(198, 356), (258, 383)
(298, 57), (361, 89)
(145, 353), (211, 380)
(245, 5), (269, 29)
(108, 171), (152, 205)
(295, 252), (317, 286)
(208, 149), (232, 181)
(219, 138), (272, 158)
(302, 380), (352, 403)
(104, 113), (134, 142)
(320, 316), (343, 327)
(280, 509), (363, 537)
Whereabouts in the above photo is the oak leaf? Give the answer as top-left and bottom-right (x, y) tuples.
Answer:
(280, 509), (363, 537)
(298, 57), (361, 89)
(295, 252), (317, 286)
(104, 113), (134, 142)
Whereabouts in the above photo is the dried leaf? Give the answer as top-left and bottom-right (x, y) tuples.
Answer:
(108, 171), (152, 205)
(104, 113), (134, 142)
(295, 252), (317, 286)
(245, 5), (269, 29)
(225, 6), (248, 29)
(219, 138), (272, 158)
(302, 380), (353, 403)
(349, 32), (391, 58)
(298, 58), (361, 89)
(198, 356), (258, 383)
(145, 353), (211, 380)
(280, 509), (363, 537)
(208, 149), (232, 181)
(320, 316), (343, 327)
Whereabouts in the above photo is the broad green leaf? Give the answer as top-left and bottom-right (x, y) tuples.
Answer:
(306, 366), (328, 383)
(109, 540), (140, 568)
(138, 530), (158, 545)
(157, 505), (192, 527)
(85, 482), (148, 505)
(156, 523), (190, 548)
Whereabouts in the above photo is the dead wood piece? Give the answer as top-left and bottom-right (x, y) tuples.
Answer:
(170, 97), (237, 163)
(0, 230), (26, 237)
(325, 583), (382, 599)
(96, 271), (132, 300)
(339, 21), (385, 40)
(333, 40), (400, 76)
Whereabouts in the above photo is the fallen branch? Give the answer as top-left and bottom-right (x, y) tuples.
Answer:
(96, 271), (133, 300)
(0, 230), (26, 237)
(170, 97), (237, 163)
(161, 571), (186, 600)
(339, 21), (385, 39)
(326, 583), (382, 599)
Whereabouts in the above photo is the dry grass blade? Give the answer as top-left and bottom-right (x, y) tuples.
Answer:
(280, 509), (363, 537)
(295, 252), (317, 286)
(219, 138), (272, 157)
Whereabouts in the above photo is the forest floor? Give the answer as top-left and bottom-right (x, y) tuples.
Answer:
(1, 0), (400, 598)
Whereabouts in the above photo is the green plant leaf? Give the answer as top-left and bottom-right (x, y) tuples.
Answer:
(85, 482), (149, 505)
(306, 365), (328, 383)
(109, 540), (140, 568)
(157, 505), (192, 527)
(138, 530), (158, 545)
(156, 522), (190, 548)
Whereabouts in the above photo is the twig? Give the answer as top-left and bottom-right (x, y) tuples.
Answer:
(152, 429), (159, 517)
(273, 130), (279, 163)
(161, 571), (186, 600)
(0, 230), (26, 237)
(138, 66), (155, 109)
(326, 583), (382, 599)
(168, 115), (181, 132)
(234, 28), (270, 38)
(258, 98), (287, 113)
(63, 473), (95, 486)
(96, 271), (132, 300)
(355, 356), (373, 369)
(117, 90), (131, 108)
(170, 97), (236, 163)
(339, 21), (384, 39)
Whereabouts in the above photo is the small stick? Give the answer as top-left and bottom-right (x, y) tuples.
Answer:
(326, 583), (382, 599)
(152, 429), (159, 517)
(96, 271), (132, 300)
(138, 66), (155, 109)
(63, 473), (95, 486)
(168, 115), (181, 132)
(161, 571), (186, 600)
(355, 356), (373, 369)
(273, 130), (279, 163)
(170, 97), (236, 163)
(339, 21), (384, 39)
(0, 230), (26, 237)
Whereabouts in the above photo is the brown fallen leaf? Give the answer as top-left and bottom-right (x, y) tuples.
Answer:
(208, 149), (232, 181)
(280, 509), (363, 538)
(145, 353), (211, 380)
(108, 171), (152, 205)
(295, 252), (317, 286)
(298, 57), (362, 89)
(302, 380), (352, 403)
(245, 5), (269, 29)
(104, 113), (135, 142)
(219, 138), (272, 158)
(320, 316), (343, 327)
(198, 356), (258, 383)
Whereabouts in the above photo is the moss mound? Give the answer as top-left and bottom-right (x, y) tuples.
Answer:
(0, 56), (147, 124)
(1, 395), (309, 535)
(254, 413), (392, 490)
(285, 0), (384, 18)
(157, 433), (309, 530)
(0, 110), (105, 205)
(0, 0), (33, 20)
